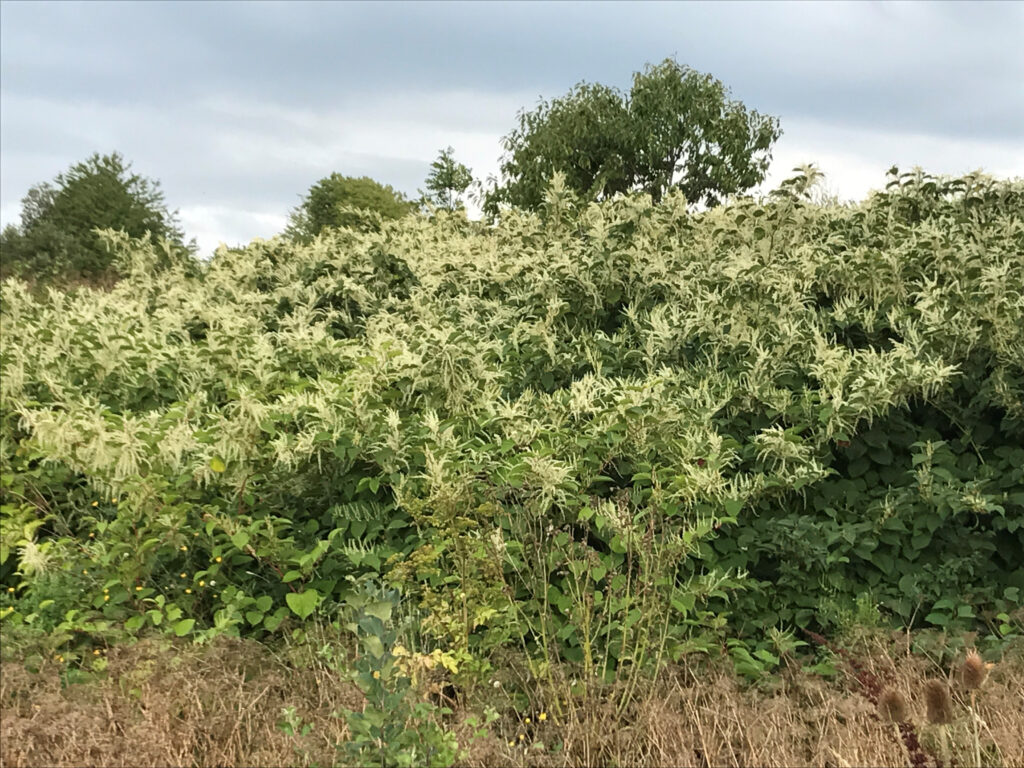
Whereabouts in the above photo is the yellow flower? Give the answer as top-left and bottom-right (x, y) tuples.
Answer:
(199, 580), (205, 587)
(6, 587), (13, 593)
(93, 649), (100, 656)
(180, 545), (188, 552)
(111, 498), (118, 504)
(539, 712), (547, 722)
(518, 733), (525, 741)
(82, 569), (88, 574)
(508, 740), (515, 748)
(193, 532), (199, 537)
(372, 670), (381, 679)
(213, 593), (219, 598)
(91, 501), (99, 507)
(180, 572), (187, 578)
(185, 588), (192, 594)
(525, 717), (531, 724)
(103, 595), (110, 601)
(88, 533), (95, 538)
(135, 586), (143, 591)
(215, 556), (222, 563)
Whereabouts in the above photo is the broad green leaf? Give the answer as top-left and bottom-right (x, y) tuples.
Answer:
(173, 618), (195, 636)
(285, 589), (320, 620)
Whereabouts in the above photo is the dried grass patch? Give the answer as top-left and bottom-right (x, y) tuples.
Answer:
(0, 636), (358, 768)
(1, 635), (1021, 768)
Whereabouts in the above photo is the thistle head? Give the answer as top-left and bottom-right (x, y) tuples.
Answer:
(961, 650), (991, 691)
(923, 679), (953, 725)
(879, 687), (909, 723)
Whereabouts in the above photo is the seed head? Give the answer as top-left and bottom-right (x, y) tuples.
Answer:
(961, 650), (990, 690)
(879, 688), (909, 723)
(923, 679), (954, 724)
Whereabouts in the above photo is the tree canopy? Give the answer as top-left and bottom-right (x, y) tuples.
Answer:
(485, 58), (781, 215)
(421, 147), (474, 211)
(285, 173), (416, 241)
(0, 152), (188, 283)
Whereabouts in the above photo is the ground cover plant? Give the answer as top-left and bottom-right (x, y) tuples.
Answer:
(1, 166), (1023, 766)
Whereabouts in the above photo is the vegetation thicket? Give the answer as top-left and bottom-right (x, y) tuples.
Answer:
(3, 163), (1021, 663)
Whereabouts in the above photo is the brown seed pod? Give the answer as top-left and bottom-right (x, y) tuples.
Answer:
(923, 679), (954, 725)
(879, 687), (909, 723)
(961, 650), (989, 690)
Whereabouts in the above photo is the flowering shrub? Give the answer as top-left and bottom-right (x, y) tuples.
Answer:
(1, 167), (1021, 671)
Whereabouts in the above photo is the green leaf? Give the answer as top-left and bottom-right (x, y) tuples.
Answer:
(723, 499), (743, 517)
(362, 634), (385, 659)
(173, 618), (196, 636)
(231, 531), (250, 550)
(364, 600), (393, 623)
(285, 589), (320, 620)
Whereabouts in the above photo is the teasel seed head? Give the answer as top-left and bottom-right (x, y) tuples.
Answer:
(923, 679), (954, 725)
(879, 687), (909, 723)
(961, 650), (990, 690)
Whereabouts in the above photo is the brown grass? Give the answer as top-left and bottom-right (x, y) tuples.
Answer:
(0, 636), (359, 768)
(1, 634), (1022, 768)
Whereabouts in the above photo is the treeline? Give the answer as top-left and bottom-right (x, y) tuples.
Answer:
(0, 58), (779, 285)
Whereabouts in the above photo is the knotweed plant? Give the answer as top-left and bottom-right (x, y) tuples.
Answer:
(1, 169), (1021, 702)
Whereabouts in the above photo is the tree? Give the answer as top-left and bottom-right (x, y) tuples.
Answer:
(485, 58), (781, 215)
(421, 147), (474, 211)
(0, 152), (189, 282)
(285, 173), (416, 241)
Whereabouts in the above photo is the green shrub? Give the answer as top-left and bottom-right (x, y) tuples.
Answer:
(1, 167), (1021, 675)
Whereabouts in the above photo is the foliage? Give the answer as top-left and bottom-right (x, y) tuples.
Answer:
(0, 152), (192, 284)
(335, 581), (467, 767)
(421, 147), (474, 212)
(285, 173), (417, 241)
(1, 167), (1022, 688)
(485, 58), (780, 216)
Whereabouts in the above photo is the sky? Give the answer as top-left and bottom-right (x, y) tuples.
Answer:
(1, 1), (1022, 255)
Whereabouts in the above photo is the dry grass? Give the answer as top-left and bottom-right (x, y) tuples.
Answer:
(1, 634), (1021, 768)
(0, 636), (359, 768)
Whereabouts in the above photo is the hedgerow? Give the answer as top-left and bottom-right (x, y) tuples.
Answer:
(1, 166), (1022, 679)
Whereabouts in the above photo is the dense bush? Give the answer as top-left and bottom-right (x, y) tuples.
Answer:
(1, 167), (1021, 677)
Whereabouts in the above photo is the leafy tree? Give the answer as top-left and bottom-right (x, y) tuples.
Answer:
(485, 58), (781, 214)
(0, 152), (189, 283)
(421, 147), (474, 211)
(285, 173), (416, 241)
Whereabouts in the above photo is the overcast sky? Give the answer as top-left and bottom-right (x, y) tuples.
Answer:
(2, 1), (1022, 255)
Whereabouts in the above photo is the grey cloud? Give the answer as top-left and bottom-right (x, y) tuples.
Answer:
(3, 1), (1021, 139)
